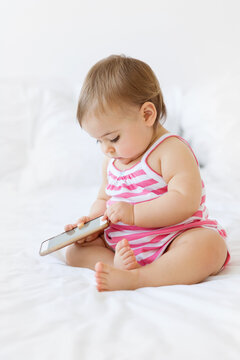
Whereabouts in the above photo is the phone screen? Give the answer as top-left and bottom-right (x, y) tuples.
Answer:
(40, 216), (108, 256)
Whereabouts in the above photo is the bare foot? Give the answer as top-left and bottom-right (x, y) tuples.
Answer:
(114, 239), (141, 270)
(95, 262), (139, 291)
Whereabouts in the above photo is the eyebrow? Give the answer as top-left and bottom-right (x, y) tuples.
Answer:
(99, 130), (118, 139)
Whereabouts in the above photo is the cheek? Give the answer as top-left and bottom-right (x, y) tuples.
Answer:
(119, 137), (142, 156)
(119, 145), (132, 156)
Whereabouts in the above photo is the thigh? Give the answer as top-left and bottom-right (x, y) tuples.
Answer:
(164, 227), (228, 275)
(66, 235), (115, 269)
(77, 234), (111, 249)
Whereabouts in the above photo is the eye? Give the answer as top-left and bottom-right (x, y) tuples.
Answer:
(110, 135), (120, 143)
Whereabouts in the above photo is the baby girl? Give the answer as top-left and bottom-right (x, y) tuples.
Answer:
(64, 54), (230, 291)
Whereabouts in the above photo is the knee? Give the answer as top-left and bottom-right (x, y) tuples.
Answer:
(208, 232), (227, 258)
(204, 232), (228, 274)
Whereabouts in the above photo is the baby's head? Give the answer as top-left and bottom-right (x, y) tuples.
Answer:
(77, 55), (167, 163)
(77, 54), (166, 128)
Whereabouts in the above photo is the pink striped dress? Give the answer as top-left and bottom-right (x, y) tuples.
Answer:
(104, 133), (228, 266)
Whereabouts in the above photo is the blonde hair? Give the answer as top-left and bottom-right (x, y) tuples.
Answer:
(77, 54), (166, 127)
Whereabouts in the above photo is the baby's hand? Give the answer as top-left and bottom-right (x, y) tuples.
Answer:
(64, 215), (91, 232)
(64, 216), (102, 244)
(103, 201), (134, 225)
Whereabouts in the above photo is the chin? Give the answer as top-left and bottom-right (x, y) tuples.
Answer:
(118, 157), (132, 165)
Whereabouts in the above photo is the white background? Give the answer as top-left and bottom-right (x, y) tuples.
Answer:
(1, 3), (240, 359)
(0, 0), (239, 90)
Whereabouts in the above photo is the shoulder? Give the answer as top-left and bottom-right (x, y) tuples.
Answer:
(158, 135), (197, 160)
(158, 135), (197, 163)
(147, 135), (199, 180)
(160, 136), (200, 184)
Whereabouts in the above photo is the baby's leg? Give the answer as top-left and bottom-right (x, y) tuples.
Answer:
(95, 228), (228, 291)
(65, 236), (114, 271)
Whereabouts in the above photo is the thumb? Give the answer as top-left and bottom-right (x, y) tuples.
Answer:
(102, 211), (108, 221)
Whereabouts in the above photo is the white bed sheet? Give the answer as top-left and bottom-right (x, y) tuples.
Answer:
(1, 172), (240, 360)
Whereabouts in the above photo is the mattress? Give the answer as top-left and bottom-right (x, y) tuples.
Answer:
(1, 78), (240, 359)
(1, 171), (240, 360)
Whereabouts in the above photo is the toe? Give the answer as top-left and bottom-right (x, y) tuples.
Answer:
(97, 285), (108, 292)
(122, 238), (129, 247)
(95, 272), (107, 281)
(122, 250), (134, 260)
(123, 255), (136, 265)
(125, 261), (139, 270)
(96, 281), (107, 291)
(115, 239), (127, 252)
(118, 246), (131, 257)
(95, 261), (108, 274)
(123, 257), (133, 265)
(96, 277), (107, 287)
(95, 271), (109, 292)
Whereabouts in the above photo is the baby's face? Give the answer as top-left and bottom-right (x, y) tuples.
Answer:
(82, 102), (154, 165)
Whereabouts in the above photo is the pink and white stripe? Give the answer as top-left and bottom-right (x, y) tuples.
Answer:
(104, 133), (227, 266)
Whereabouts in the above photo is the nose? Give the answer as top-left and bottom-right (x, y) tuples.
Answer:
(102, 142), (115, 156)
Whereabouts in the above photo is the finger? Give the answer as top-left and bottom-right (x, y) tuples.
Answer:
(102, 213), (108, 221)
(64, 224), (75, 231)
(77, 216), (89, 224)
(109, 214), (119, 224)
(86, 235), (95, 242)
(76, 215), (91, 228)
(77, 239), (85, 244)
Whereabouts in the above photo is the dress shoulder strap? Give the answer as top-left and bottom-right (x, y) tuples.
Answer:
(141, 132), (199, 166)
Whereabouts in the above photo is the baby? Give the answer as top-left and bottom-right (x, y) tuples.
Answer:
(64, 54), (230, 291)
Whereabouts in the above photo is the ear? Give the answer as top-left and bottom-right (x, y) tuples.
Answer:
(140, 102), (157, 127)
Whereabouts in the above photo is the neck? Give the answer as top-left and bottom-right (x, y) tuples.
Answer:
(148, 125), (168, 149)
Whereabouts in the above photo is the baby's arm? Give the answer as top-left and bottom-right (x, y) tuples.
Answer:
(134, 137), (202, 228)
(88, 156), (111, 218)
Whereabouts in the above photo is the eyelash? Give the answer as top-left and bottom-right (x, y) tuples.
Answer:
(96, 135), (120, 144)
(111, 135), (120, 143)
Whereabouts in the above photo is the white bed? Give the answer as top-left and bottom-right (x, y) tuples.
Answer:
(1, 79), (240, 360)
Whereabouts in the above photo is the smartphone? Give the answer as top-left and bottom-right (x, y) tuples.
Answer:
(39, 216), (108, 256)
